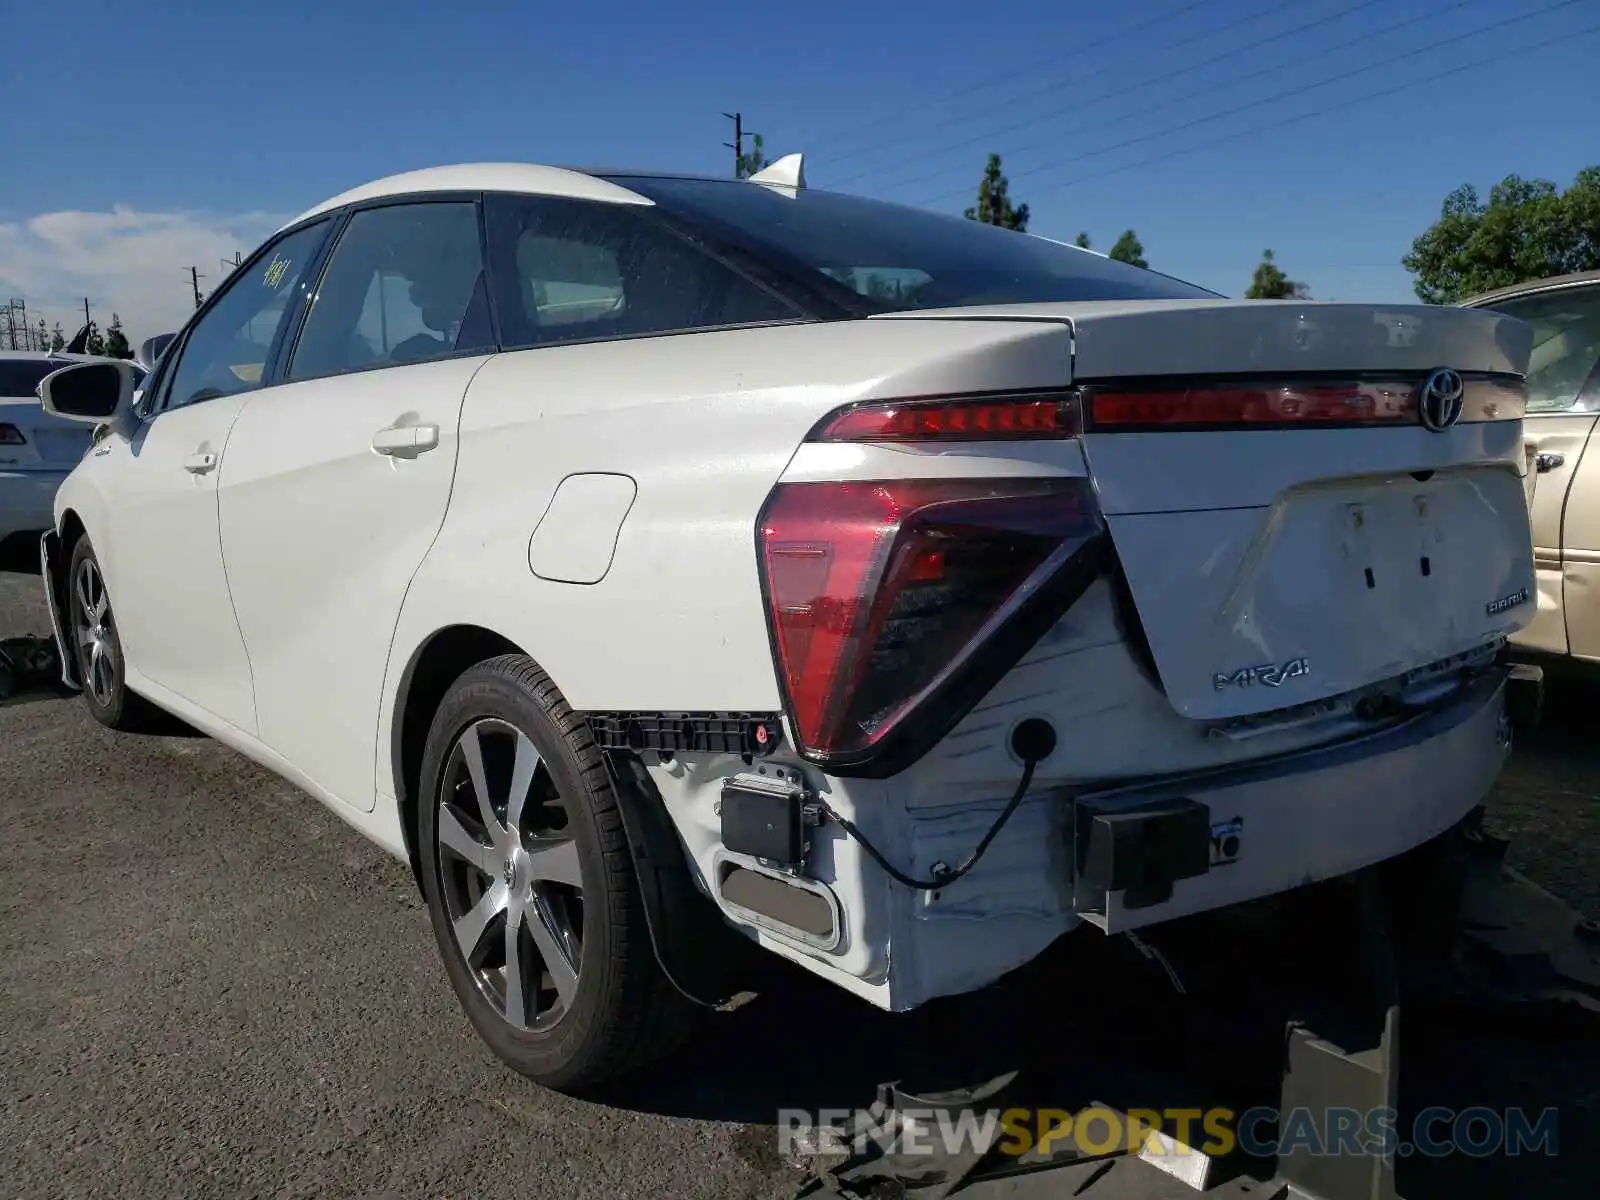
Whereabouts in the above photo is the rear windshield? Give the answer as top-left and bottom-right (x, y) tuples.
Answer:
(0, 360), (61, 399)
(607, 175), (1219, 311)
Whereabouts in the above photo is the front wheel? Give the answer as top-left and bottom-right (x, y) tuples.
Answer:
(417, 654), (694, 1091)
(66, 537), (165, 732)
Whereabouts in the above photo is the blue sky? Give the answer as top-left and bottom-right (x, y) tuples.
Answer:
(3, 0), (1596, 339)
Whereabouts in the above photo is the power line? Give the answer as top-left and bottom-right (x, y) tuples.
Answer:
(910, 0), (1584, 208)
(1019, 19), (1600, 205)
(825, 0), (1380, 185)
(830, 0), (1453, 194)
(792, 0), (1226, 163)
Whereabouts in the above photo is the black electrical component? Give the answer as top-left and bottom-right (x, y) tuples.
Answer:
(720, 777), (808, 866)
(1073, 796), (1212, 912)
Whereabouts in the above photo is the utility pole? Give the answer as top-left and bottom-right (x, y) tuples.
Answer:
(187, 266), (205, 309)
(83, 298), (91, 328)
(722, 111), (743, 179)
(222, 252), (242, 275)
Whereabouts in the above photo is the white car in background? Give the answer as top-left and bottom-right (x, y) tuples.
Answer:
(34, 159), (1539, 1092)
(0, 351), (145, 570)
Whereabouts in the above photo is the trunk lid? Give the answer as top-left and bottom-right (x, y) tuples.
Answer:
(874, 300), (1536, 721)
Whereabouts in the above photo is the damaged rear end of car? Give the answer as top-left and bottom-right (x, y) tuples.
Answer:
(711, 298), (1536, 1011)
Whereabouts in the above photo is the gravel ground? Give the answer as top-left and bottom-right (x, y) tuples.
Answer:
(1, 569), (1596, 1200)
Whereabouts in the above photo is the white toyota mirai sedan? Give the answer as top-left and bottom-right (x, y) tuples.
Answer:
(35, 157), (1539, 1091)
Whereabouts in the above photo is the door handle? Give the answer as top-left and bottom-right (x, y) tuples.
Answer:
(184, 451), (218, 475)
(371, 423), (439, 457)
(1535, 451), (1565, 473)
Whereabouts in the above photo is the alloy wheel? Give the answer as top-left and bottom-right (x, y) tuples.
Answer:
(73, 556), (118, 706)
(435, 717), (584, 1032)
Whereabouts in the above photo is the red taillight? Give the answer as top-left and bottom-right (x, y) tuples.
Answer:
(758, 476), (1101, 762)
(1086, 380), (1422, 431)
(0, 423), (25, 445)
(811, 393), (1079, 442)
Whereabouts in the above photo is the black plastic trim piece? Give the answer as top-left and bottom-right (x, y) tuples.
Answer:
(602, 751), (756, 1010)
(583, 711), (785, 759)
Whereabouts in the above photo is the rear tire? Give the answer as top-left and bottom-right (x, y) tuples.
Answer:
(417, 654), (695, 1091)
(66, 537), (167, 732)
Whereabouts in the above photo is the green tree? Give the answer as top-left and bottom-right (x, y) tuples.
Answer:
(49, 323), (65, 352)
(1108, 230), (1148, 269)
(963, 153), (1030, 231)
(104, 314), (133, 359)
(737, 133), (768, 180)
(35, 318), (48, 351)
(1402, 167), (1600, 304)
(1074, 232), (1091, 249)
(1245, 249), (1310, 299)
(84, 321), (106, 356)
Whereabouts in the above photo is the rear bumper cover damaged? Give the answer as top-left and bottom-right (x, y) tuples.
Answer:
(891, 665), (1512, 1006)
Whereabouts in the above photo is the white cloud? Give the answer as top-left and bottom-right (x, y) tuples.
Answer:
(0, 205), (291, 348)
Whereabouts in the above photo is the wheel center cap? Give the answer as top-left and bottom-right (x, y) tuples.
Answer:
(502, 847), (532, 892)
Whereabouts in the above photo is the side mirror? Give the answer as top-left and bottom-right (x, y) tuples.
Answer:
(136, 332), (177, 372)
(39, 361), (141, 439)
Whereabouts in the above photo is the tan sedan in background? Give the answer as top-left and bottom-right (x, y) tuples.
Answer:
(1466, 270), (1600, 673)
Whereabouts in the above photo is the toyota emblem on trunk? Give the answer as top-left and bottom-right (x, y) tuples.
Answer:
(1418, 368), (1465, 432)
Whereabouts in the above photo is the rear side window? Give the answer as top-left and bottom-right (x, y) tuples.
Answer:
(1481, 286), (1600, 413)
(0, 361), (60, 399)
(483, 194), (801, 350)
(288, 201), (494, 381)
(606, 175), (1219, 311)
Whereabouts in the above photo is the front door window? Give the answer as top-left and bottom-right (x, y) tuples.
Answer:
(160, 220), (331, 410)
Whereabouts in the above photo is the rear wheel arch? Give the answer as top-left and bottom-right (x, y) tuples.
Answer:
(391, 624), (526, 886)
(390, 625), (753, 1016)
(58, 508), (87, 551)
(51, 509), (88, 600)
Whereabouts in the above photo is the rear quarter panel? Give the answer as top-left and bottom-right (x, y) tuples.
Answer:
(377, 317), (1074, 796)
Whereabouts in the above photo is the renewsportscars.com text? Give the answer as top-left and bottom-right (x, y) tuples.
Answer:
(779, 1104), (1560, 1161)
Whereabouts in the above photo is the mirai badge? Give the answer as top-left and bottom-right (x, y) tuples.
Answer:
(1213, 657), (1311, 691)
(1486, 587), (1530, 616)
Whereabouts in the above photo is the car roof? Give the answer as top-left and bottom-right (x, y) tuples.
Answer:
(281, 163), (664, 232)
(278, 162), (806, 235)
(1463, 269), (1600, 307)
